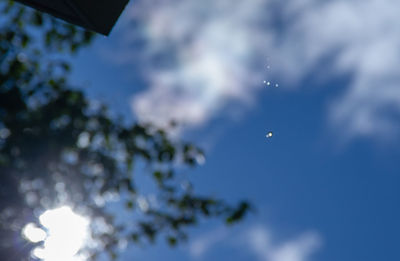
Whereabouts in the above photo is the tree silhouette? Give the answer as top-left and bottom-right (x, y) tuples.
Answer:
(0, 1), (250, 260)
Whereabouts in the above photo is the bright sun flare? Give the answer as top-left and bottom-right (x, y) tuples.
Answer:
(22, 206), (89, 261)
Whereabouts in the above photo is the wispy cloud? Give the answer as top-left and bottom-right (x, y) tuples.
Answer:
(189, 227), (228, 258)
(273, 0), (400, 140)
(110, 0), (400, 139)
(113, 0), (271, 132)
(188, 225), (322, 261)
(246, 226), (321, 261)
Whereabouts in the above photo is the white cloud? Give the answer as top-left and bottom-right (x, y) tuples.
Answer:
(114, 0), (271, 132)
(189, 227), (228, 258)
(246, 226), (321, 261)
(111, 0), (400, 139)
(273, 0), (400, 140)
(188, 225), (321, 261)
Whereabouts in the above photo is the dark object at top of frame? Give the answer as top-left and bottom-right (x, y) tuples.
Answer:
(15, 0), (129, 35)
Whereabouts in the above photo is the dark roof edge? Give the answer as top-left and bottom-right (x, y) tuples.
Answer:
(14, 0), (129, 35)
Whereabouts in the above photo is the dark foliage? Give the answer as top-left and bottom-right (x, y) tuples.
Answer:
(0, 1), (251, 260)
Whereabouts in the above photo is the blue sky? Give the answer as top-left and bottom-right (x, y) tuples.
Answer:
(68, 0), (400, 260)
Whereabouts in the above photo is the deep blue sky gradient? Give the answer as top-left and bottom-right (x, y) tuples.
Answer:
(68, 12), (400, 261)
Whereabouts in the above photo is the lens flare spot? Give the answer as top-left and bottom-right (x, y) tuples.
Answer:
(26, 206), (90, 261)
(22, 223), (47, 243)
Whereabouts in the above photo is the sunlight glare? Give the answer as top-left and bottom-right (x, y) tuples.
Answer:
(29, 206), (90, 261)
(22, 223), (47, 243)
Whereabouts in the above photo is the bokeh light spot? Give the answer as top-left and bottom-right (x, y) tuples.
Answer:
(23, 206), (90, 261)
(22, 223), (47, 243)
